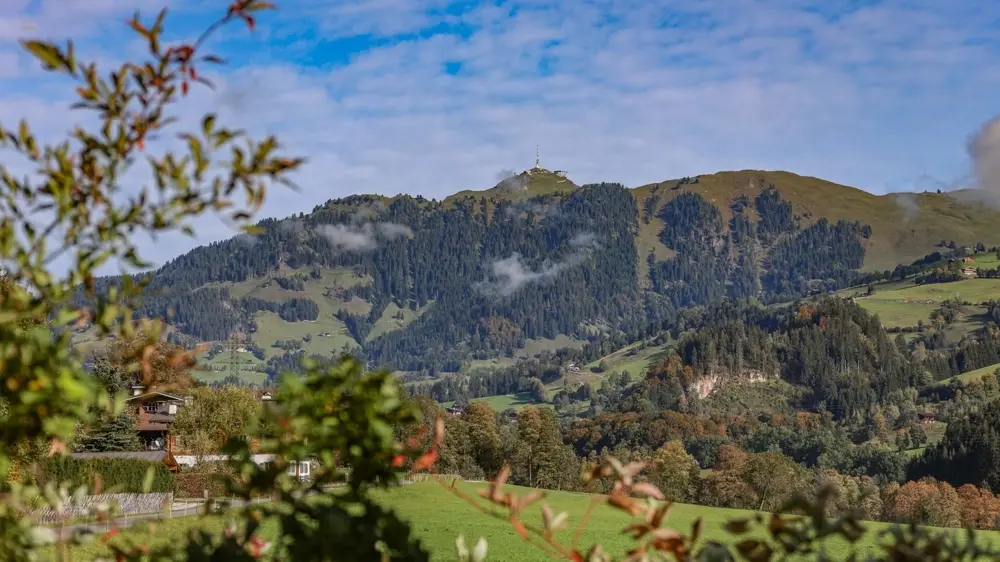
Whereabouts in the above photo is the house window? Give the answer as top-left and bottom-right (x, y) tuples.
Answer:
(286, 461), (297, 476)
(142, 402), (159, 413)
(298, 461), (310, 478)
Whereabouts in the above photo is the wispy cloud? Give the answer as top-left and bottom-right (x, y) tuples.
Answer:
(478, 231), (601, 296)
(4, 0), (1000, 273)
(503, 200), (560, 219)
(894, 193), (921, 222)
(966, 115), (1000, 207)
(495, 169), (528, 192)
(569, 232), (600, 250)
(318, 221), (413, 252)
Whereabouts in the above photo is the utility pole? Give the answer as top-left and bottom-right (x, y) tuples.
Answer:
(229, 331), (244, 380)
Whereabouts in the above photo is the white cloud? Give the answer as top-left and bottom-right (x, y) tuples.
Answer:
(376, 222), (413, 239)
(967, 116), (1000, 207)
(569, 232), (600, 250)
(319, 223), (378, 252)
(480, 253), (563, 296)
(317, 221), (413, 252)
(479, 231), (600, 296)
(3, 0), (1000, 274)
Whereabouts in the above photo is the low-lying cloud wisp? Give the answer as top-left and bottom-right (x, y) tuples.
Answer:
(478, 232), (601, 296)
(496, 169), (528, 192)
(504, 200), (561, 219)
(894, 192), (921, 222)
(318, 221), (413, 252)
(967, 115), (1000, 207)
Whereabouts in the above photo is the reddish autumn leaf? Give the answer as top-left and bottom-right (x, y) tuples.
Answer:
(181, 81), (189, 96)
(412, 449), (438, 472)
(101, 528), (121, 544)
(608, 493), (645, 516)
(391, 454), (406, 468)
(249, 536), (269, 559)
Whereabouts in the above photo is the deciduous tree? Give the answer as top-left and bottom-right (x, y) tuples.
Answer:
(647, 439), (700, 502)
(171, 386), (261, 455)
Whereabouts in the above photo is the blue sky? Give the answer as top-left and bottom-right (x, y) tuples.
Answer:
(1, 0), (1000, 269)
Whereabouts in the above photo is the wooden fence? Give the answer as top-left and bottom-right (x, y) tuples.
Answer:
(32, 493), (173, 523)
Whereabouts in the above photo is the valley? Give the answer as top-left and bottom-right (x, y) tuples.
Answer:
(62, 166), (1000, 554)
(12, 1), (1000, 559)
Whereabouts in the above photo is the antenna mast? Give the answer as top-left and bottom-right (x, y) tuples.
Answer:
(535, 145), (540, 169)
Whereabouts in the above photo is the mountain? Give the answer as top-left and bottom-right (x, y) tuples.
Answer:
(73, 168), (1000, 374)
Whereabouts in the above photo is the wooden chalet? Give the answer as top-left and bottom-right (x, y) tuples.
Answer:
(125, 388), (186, 451)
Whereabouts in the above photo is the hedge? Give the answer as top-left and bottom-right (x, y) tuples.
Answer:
(36, 456), (175, 493)
(173, 461), (235, 499)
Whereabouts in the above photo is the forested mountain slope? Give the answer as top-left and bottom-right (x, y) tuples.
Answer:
(74, 168), (1000, 371)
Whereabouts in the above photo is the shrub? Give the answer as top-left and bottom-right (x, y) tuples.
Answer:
(174, 462), (234, 499)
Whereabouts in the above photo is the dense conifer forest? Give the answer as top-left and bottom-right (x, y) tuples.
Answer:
(76, 179), (889, 371)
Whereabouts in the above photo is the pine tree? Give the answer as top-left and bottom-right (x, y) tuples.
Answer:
(74, 412), (142, 452)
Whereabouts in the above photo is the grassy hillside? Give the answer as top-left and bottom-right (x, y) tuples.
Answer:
(448, 168), (579, 204)
(845, 277), (1000, 341)
(439, 392), (546, 412)
(59, 481), (999, 561)
(72, 168), (1000, 375)
(632, 171), (1000, 271)
(943, 362), (1000, 384)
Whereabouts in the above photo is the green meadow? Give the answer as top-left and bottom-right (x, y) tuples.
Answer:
(59, 481), (999, 561)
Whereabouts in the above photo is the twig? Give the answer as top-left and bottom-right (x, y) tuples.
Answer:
(572, 494), (602, 550)
(433, 476), (579, 560)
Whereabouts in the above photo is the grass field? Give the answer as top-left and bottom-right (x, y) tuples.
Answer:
(941, 362), (1000, 384)
(368, 301), (435, 341)
(217, 268), (370, 359)
(849, 277), (1000, 342)
(59, 481), (1000, 561)
(584, 339), (675, 380)
(440, 392), (546, 412)
(969, 253), (1000, 268)
(872, 278), (1000, 304)
(904, 421), (949, 458)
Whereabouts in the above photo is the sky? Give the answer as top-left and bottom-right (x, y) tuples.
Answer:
(1, 0), (1000, 271)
